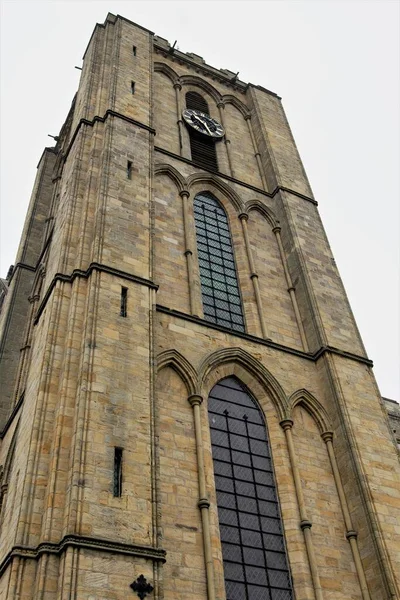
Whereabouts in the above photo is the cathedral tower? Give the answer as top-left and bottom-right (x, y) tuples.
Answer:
(0, 13), (399, 600)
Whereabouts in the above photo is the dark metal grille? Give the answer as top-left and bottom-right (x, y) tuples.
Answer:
(193, 193), (245, 332)
(186, 91), (209, 114)
(209, 377), (293, 600)
(186, 92), (218, 171)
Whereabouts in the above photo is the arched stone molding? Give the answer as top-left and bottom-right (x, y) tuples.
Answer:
(198, 347), (288, 421)
(221, 94), (250, 118)
(289, 389), (332, 434)
(156, 349), (199, 396)
(245, 199), (279, 229)
(179, 75), (222, 105)
(187, 173), (244, 214)
(154, 62), (180, 85)
(154, 163), (188, 195)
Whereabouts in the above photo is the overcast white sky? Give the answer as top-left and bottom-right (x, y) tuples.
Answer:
(0, 0), (399, 399)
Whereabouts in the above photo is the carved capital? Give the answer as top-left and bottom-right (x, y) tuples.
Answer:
(173, 82), (182, 90)
(238, 213), (249, 222)
(188, 394), (203, 407)
(244, 113), (252, 121)
(279, 418), (294, 431)
(217, 101), (225, 109)
(321, 431), (334, 443)
(346, 530), (358, 540)
(272, 226), (282, 234)
(179, 189), (190, 199)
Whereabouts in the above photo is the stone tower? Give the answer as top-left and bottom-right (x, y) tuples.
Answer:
(0, 13), (399, 600)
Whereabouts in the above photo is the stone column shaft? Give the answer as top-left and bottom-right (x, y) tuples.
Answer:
(321, 432), (371, 600)
(280, 419), (323, 600)
(239, 214), (270, 339)
(188, 395), (215, 600)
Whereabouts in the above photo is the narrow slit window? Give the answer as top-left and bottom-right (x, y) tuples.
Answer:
(132, 45), (137, 56)
(131, 81), (135, 94)
(120, 287), (128, 317)
(127, 160), (133, 180)
(113, 447), (123, 497)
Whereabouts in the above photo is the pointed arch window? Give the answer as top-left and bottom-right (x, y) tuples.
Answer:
(193, 192), (245, 332)
(186, 92), (218, 171)
(208, 377), (293, 600)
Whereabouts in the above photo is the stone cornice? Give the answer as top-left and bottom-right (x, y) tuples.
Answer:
(59, 111), (155, 168)
(0, 534), (166, 576)
(6, 262), (36, 285)
(34, 263), (158, 326)
(154, 45), (248, 95)
(154, 146), (318, 205)
(156, 305), (373, 367)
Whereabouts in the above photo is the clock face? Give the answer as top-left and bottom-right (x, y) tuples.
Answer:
(182, 109), (224, 139)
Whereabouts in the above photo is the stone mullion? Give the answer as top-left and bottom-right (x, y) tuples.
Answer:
(321, 431), (371, 600)
(217, 102), (234, 178)
(180, 191), (202, 317)
(280, 419), (323, 600)
(188, 394), (216, 600)
(239, 213), (270, 339)
(273, 226), (309, 351)
(244, 114), (268, 191)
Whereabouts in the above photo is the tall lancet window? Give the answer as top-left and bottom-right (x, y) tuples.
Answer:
(193, 192), (245, 332)
(208, 377), (293, 600)
(186, 91), (218, 171)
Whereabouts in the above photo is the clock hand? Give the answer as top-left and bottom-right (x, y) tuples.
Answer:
(195, 114), (213, 135)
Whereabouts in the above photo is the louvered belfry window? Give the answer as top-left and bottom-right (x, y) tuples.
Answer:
(208, 377), (294, 600)
(186, 92), (218, 171)
(194, 192), (245, 332)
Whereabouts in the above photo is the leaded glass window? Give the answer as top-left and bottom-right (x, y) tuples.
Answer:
(208, 377), (293, 600)
(193, 192), (245, 332)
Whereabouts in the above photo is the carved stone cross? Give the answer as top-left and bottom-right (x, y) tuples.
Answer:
(130, 574), (154, 599)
